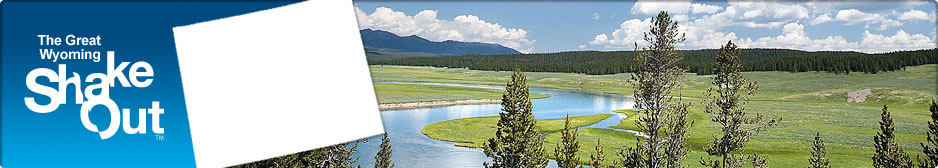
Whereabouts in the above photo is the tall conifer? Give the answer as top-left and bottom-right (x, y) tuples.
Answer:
(809, 132), (831, 168)
(873, 105), (912, 168)
(554, 114), (580, 168)
(590, 139), (607, 168)
(700, 41), (780, 168)
(483, 68), (548, 168)
(375, 133), (394, 168)
(621, 11), (692, 168)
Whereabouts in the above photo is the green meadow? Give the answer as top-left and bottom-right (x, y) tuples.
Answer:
(370, 64), (937, 167)
(421, 114), (613, 148)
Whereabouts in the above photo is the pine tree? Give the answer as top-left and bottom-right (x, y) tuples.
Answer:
(620, 146), (643, 168)
(700, 41), (780, 168)
(873, 105), (912, 168)
(375, 133), (394, 168)
(483, 68), (549, 168)
(232, 139), (366, 168)
(590, 139), (606, 168)
(555, 114), (581, 168)
(809, 132), (831, 168)
(920, 101), (938, 168)
(621, 11), (692, 168)
(306, 139), (367, 168)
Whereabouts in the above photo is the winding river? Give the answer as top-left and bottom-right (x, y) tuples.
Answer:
(352, 82), (636, 168)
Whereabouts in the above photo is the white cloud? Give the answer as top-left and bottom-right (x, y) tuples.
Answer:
(878, 19), (903, 30)
(692, 2), (809, 29)
(744, 23), (843, 50)
(681, 27), (740, 49)
(725, 2), (809, 20)
(646, 2), (811, 48)
(898, 9), (930, 20)
(859, 29), (934, 53)
(593, 2), (934, 53)
(805, 1), (931, 14)
(588, 18), (933, 53)
(835, 9), (884, 24)
(672, 14), (690, 22)
(631, 0), (692, 15)
(742, 10), (764, 19)
(737, 22), (933, 53)
(578, 45), (587, 49)
(833, 9), (902, 30)
(355, 7), (534, 53)
(589, 34), (611, 45)
(588, 18), (653, 48)
(810, 14), (833, 25)
(691, 3), (722, 14)
(593, 13), (600, 20)
(587, 16), (740, 50)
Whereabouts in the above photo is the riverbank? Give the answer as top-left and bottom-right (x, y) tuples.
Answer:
(379, 99), (500, 110)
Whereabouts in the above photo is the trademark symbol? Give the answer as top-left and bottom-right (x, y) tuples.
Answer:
(155, 135), (164, 141)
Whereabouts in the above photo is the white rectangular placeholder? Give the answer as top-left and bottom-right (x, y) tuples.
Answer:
(172, 1), (384, 167)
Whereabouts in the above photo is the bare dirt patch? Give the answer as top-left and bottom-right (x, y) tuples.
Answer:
(847, 89), (872, 103)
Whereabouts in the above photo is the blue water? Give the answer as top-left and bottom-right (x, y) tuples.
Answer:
(352, 82), (636, 168)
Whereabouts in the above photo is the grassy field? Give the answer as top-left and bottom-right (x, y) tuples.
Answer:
(373, 83), (550, 104)
(421, 114), (612, 148)
(370, 65), (634, 95)
(370, 64), (935, 102)
(375, 64), (937, 167)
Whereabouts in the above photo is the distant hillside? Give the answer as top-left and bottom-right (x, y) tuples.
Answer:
(372, 48), (936, 75)
(359, 29), (520, 56)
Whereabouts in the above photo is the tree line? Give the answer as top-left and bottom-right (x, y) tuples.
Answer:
(371, 47), (936, 75)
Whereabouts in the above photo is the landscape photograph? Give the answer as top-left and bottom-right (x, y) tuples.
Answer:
(236, 1), (937, 168)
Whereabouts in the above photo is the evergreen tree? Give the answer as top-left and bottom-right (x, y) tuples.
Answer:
(590, 139), (606, 168)
(483, 68), (549, 168)
(700, 41), (780, 168)
(375, 133), (394, 168)
(873, 105), (913, 168)
(620, 11), (692, 168)
(620, 146), (643, 168)
(920, 101), (938, 168)
(809, 132), (831, 168)
(555, 114), (581, 168)
(232, 139), (366, 168)
(306, 139), (367, 168)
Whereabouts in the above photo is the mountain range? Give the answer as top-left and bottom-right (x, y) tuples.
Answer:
(359, 29), (520, 56)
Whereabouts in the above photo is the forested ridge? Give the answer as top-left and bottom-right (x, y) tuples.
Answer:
(370, 48), (936, 75)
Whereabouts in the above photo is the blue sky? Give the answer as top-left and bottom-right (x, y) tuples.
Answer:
(353, 1), (936, 54)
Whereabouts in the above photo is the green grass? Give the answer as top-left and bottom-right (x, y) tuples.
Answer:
(421, 114), (613, 148)
(543, 128), (638, 166)
(608, 101), (930, 167)
(369, 65), (635, 95)
(373, 83), (549, 104)
(382, 64), (938, 167)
